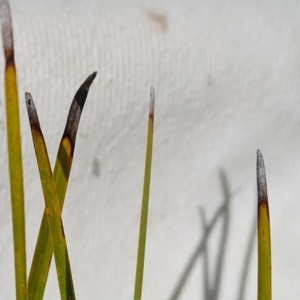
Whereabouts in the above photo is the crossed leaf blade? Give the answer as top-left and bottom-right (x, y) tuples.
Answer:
(28, 72), (97, 300)
(25, 92), (77, 300)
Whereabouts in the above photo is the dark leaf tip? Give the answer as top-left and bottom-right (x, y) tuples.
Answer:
(0, 0), (14, 60)
(25, 92), (40, 129)
(74, 71), (97, 111)
(149, 86), (155, 117)
(86, 71), (97, 84)
(257, 149), (268, 203)
(63, 72), (97, 148)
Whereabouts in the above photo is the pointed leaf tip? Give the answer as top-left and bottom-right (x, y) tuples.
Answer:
(72, 72), (97, 110)
(150, 86), (154, 98)
(0, 0), (14, 60)
(85, 71), (97, 85)
(25, 92), (42, 130)
(80, 71), (97, 93)
(149, 86), (155, 116)
(257, 149), (268, 203)
(25, 91), (32, 103)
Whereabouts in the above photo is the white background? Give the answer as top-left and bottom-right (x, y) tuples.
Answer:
(1, 0), (300, 299)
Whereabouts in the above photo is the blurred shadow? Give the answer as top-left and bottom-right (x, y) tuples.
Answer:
(168, 170), (256, 300)
(236, 216), (256, 300)
(200, 170), (230, 300)
(201, 208), (210, 300)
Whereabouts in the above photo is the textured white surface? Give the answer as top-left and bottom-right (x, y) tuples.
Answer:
(1, 0), (300, 299)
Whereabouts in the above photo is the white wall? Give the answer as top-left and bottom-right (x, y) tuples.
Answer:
(1, 0), (300, 299)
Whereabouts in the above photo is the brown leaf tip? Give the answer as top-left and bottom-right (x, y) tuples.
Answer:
(257, 149), (268, 203)
(84, 71), (97, 86)
(63, 72), (97, 149)
(149, 86), (155, 117)
(25, 92), (40, 129)
(74, 71), (97, 111)
(0, 0), (14, 58)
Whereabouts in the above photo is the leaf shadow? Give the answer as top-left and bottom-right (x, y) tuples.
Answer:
(168, 169), (256, 300)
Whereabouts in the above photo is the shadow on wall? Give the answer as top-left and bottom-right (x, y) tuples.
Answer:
(168, 170), (256, 300)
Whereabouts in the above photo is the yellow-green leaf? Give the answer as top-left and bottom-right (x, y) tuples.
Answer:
(257, 150), (272, 300)
(0, 1), (27, 299)
(134, 87), (155, 300)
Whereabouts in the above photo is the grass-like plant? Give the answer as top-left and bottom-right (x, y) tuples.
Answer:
(0, 1), (97, 299)
(25, 92), (77, 300)
(1, 0), (272, 299)
(27, 73), (97, 300)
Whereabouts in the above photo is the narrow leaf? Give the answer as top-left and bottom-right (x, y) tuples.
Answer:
(25, 93), (76, 300)
(134, 87), (155, 300)
(0, 1), (27, 299)
(28, 72), (97, 300)
(257, 150), (272, 300)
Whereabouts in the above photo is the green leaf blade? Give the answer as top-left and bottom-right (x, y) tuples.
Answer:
(134, 87), (155, 300)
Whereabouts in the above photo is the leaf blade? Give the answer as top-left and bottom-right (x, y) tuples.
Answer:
(0, 1), (27, 299)
(134, 87), (155, 300)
